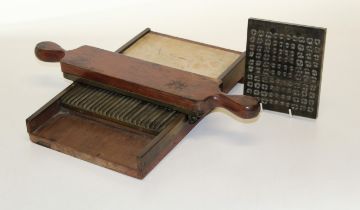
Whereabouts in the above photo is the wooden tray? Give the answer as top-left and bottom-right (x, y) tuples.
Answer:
(26, 28), (256, 179)
(26, 84), (193, 179)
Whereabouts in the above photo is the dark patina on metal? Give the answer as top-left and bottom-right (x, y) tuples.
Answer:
(244, 18), (326, 118)
(61, 83), (178, 134)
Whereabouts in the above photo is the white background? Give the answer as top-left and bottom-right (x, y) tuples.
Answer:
(1, 0), (359, 209)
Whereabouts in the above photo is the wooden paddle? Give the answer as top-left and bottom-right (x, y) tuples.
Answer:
(35, 41), (260, 119)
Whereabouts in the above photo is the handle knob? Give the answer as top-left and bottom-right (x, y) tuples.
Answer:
(211, 94), (260, 119)
(35, 41), (65, 62)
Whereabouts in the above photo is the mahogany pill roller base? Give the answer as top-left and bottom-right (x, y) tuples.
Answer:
(27, 30), (259, 179)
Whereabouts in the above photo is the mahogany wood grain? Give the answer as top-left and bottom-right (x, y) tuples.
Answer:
(35, 41), (65, 62)
(27, 98), (194, 179)
(35, 42), (260, 119)
(28, 38), (256, 179)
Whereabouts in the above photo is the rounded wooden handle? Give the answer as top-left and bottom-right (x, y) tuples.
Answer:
(211, 94), (260, 119)
(35, 41), (65, 62)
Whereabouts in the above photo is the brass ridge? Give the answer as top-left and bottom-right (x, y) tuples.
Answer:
(61, 84), (178, 133)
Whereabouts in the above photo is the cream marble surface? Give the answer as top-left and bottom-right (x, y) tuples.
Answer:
(123, 32), (240, 79)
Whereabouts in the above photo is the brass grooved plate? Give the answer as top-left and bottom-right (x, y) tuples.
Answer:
(61, 83), (178, 133)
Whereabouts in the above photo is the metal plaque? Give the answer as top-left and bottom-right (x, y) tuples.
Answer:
(244, 18), (326, 118)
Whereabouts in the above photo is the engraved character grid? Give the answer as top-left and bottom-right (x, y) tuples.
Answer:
(244, 20), (324, 118)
